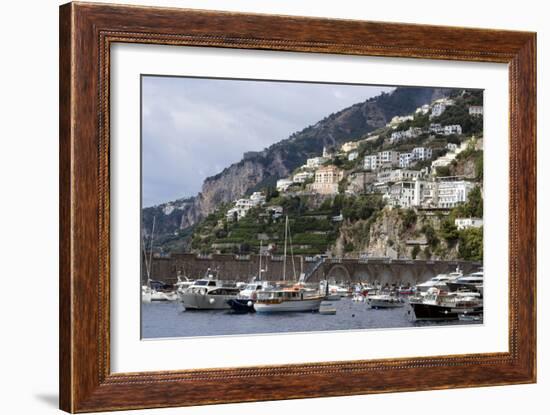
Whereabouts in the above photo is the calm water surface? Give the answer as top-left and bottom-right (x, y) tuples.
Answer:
(142, 298), (481, 338)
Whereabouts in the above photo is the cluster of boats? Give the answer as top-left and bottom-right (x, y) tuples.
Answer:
(170, 270), (345, 314)
(142, 216), (483, 322)
(347, 267), (484, 321)
(142, 266), (483, 322)
(409, 268), (484, 321)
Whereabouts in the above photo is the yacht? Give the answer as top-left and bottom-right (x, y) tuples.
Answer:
(254, 285), (325, 313)
(446, 270), (484, 294)
(409, 287), (483, 320)
(178, 273), (240, 310)
(415, 267), (463, 293)
(174, 272), (195, 292)
(367, 293), (405, 309)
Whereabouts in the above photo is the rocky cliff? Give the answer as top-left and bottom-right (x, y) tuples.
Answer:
(336, 207), (460, 260)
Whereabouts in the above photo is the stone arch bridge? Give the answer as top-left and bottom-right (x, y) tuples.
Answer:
(146, 253), (481, 287)
(307, 258), (481, 286)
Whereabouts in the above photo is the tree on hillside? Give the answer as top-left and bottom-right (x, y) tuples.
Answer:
(458, 227), (483, 261)
(435, 165), (451, 177)
(439, 219), (459, 243)
(455, 186), (483, 218)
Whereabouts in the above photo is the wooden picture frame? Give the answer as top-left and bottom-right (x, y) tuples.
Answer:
(59, 2), (536, 412)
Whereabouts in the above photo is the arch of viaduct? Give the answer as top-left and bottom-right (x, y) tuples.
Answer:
(306, 259), (481, 286)
(146, 253), (481, 287)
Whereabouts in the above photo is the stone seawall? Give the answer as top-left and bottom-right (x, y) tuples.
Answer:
(145, 254), (481, 286)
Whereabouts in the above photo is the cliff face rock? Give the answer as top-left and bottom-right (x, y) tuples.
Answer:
(180, 160), (280, 229)
(337, 207), (460, 261)
(364, 209), (407, 258)
(141, 197), (195, 237)
(450, 157), (477, 179)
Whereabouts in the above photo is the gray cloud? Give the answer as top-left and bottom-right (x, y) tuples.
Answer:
(142, 76), (393, 207)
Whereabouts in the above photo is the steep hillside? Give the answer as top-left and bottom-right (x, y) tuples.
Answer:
(150, 86), (452, 236)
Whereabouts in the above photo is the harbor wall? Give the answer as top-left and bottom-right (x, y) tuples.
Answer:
(145, 254), (481, 286)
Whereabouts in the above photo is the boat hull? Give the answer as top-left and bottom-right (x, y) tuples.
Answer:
(254, 298), (323, 313)
(227, 298), (255, 313)
(410, 302), (483, 321)
(179, 293), (236, 310)
(151, 291), (178, 301)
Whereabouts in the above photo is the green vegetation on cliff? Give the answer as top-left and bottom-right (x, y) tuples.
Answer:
(190, 193), (386, 256)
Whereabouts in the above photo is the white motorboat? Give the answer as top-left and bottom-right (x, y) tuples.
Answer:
(178, 275), (240, 310)
(446, 270), (484, 293)
(330, 285), (351, 298)
(415, 267), (463, 293)
(174, 272), (195, 292)
(142, 285), (175, 302)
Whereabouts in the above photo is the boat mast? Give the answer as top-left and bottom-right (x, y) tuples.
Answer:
(141, 235), (150, 287)
(142, 216), (156, 288)
(147, 216), (156, 286)
(283, 215), (288, 281)
(258, 240), (263, 281)
(288, 221), (298, 281)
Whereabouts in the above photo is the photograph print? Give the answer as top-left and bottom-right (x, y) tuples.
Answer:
(140, 76), (484, 339)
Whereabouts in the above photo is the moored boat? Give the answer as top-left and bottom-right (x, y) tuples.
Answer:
(253, 286), (324, 313)
(227, 282), (268, 313)
(253, 216), (325, 313)
(415, 267), (463, 293)
(178, 274), (240, 310)
(446, 270), (484, 294)
(367, 294), (405, 309)
(409, 287), (483, 321)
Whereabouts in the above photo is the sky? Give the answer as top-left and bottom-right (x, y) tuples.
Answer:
(142, 76), (394, 207)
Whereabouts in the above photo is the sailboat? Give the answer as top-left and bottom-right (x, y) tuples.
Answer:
(254, 216), (325, 313)
(141, 217), (177, 302)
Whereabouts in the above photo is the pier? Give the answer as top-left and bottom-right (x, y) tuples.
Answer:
(145, 253), (481, 286)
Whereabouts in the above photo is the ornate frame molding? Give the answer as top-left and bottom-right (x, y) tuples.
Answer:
(60, 2), (536, 412)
